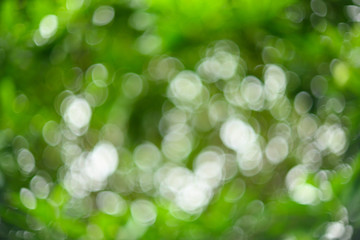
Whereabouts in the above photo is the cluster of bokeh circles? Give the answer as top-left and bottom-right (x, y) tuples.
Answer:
(1, 0), (359, 239)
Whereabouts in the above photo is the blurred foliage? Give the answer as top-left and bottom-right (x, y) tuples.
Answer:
(1, 0), (360, 239)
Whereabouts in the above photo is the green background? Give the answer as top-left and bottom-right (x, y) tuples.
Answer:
(1, 0), (360, 239)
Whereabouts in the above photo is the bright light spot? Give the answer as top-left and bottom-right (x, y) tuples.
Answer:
(328, 126), (347, 155)
(241, 76), (264, 111)
(20, 188), (37, 209)
(131, 200), (157, 225)
(92, 6), (115, 26)
(64, 163), (90, 198)
(122, 73), (143, 98)
(84, 142), (119, 182)
(325, 222), (345, 239)
(17, 149), (35, 174)
(286, 165), (307, 191)
(160, 166), (193, 199)
(30, 175), (49, 199)
(156, 163), (217, 214)
(96, 191), (127, 215)
(66, 0), (84, 10)
(194, 150), (224, 188)
(63, 97), (92, 135)
(290, 183), (319, 205)
(64, 142), (118, 197)
(134, 142), (162, 171)
(176, 181), (211, 213)
(294, 91), (312, 114)
(42, 121), (61, 146)
(265, 136), (288, 164)
(169, 71), (202, 103)
(220, 118), (257, 154)
(39, 15), (58, 39)
(264, 64), (286, 101)
(285, 169), (318, 207)
(315, 125), (331, 151)
(197, 51), (238, 82)
(315, 124), (347, 155)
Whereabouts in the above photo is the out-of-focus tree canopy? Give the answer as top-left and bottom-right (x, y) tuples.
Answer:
(1, 0), (360, 239)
